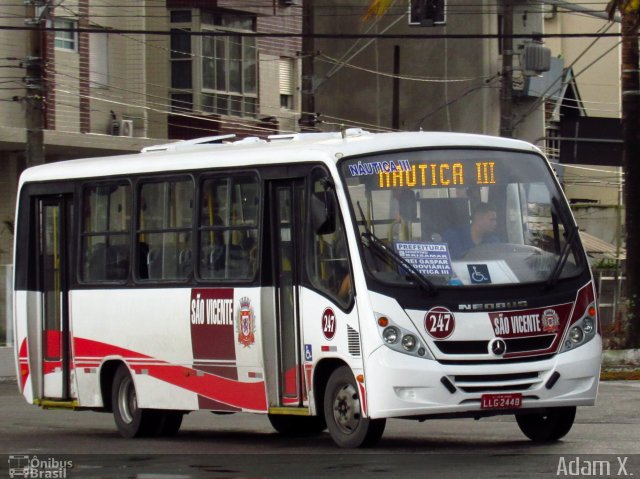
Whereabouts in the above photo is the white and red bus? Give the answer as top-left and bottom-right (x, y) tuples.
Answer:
(13, 130), (601, 448)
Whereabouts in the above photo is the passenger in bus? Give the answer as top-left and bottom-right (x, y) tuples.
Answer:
(338, 273), (353, 301)
(442, 202), (499, 259)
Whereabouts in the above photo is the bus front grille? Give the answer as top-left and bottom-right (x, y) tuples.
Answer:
(434, 335), (556, 357)
(452, 371), (542, 393)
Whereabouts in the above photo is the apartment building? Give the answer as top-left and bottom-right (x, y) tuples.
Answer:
(0, 1), (303, 345)
(543, 2), (623, 244)
(0, 0), (303, 267)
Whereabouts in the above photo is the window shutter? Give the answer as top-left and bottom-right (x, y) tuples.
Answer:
(279, 58), (295, 95)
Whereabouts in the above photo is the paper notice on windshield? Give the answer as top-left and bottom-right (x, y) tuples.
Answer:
(394, 242), (453, 276)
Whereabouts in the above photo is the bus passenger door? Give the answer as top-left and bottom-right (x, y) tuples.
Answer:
(37, 195), (74, 400)
(269, 179), (305, 407)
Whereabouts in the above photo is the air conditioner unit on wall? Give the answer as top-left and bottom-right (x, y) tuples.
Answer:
(120, 120), (134, 137)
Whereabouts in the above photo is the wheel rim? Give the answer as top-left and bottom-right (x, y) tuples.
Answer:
(332, 383), (361, 435)
(118, 376), (137, 424)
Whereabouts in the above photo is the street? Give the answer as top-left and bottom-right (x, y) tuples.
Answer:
(0, 380), (639, 478)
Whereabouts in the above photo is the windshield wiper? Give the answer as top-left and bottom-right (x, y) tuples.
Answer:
(545, 198), (581, 289)
(356, 201), (437, 296)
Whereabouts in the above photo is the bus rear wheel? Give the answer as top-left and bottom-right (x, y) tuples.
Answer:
(158, 411), (184, 437)
(323, 366), (386, 448)
(515, 406), (576, 442)
(268, 414), (326, 436)
(111, 364), (163, 438)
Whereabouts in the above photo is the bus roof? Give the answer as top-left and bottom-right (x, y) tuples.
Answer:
(18, 130), (542, 185)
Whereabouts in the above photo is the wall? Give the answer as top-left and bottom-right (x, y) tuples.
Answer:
(0, 4), (28, 131)
(313, 0), (501, 134)
(544, 5), (620, 119)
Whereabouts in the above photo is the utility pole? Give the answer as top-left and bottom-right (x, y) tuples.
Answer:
(620, 12), (640, 347)
(500, 0), (514, 138)
(300, 0), (316, 131)
(24, 1), (47, 167)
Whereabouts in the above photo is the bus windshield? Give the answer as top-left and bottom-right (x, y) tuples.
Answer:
(339, 148), (585, 287)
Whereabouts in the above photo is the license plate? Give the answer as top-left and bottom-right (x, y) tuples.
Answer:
(480, 393), (522, 409)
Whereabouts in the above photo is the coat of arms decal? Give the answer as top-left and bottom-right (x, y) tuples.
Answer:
(237, 297), (256, 347)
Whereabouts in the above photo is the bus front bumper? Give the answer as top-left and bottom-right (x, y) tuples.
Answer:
(364, 335), (602, 419)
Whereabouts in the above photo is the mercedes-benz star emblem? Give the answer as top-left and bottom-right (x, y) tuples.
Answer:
(489, 338), (507, 356)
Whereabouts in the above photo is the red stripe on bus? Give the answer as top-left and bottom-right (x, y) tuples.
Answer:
(358, 382), (367, 417)
(44, 330), (62, 359)
(73, 337), (267, 411)
(134, 363), (267, 411)
(18, 338), (29, 391)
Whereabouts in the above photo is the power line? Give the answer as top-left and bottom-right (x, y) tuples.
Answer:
(0, 24), (627, 39)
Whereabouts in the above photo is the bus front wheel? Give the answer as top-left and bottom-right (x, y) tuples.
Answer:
(323, 366), (386, 448)
(515, 406), (576, 442)
(111, 364), (163, 438)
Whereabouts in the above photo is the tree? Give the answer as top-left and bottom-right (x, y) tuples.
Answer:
(364, 0), (395, 20)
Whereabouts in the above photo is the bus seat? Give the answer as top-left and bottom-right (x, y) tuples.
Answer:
(87, 243), (107, 281)
(105, 244), (129, 280)
(147, 242), (178, 280)
(201, 244), (225, 278)
(178, 248), (193, 277)
(227, 244), (249, 277)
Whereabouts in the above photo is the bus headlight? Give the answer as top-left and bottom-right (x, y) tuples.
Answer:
(375, 313), (433, 359)
(559, 302), (598, 353)
(401, 334), (417, 351)
(569, 326), (584, 343)
(583, 317), (594, 334)
(383, 327), (399, 344)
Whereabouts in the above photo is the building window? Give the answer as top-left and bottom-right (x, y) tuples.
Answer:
(90, 32), (109, 88)
(170, 9), (258, 118)
(170, 28), (193, 90)
(279, 58), (295, 110)
(54, 19), (78, 51)
(408, 0), (446, 26)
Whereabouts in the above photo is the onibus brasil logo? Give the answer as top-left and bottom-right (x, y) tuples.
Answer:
(8, 455), (73, 478)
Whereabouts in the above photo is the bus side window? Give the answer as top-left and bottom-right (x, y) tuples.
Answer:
(80, 183), (132, 283)
(198, 175), (259, 281)
(137, 178), (193, 281)
(307, 172), (353, 308)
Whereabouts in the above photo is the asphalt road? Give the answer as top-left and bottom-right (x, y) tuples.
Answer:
(1, 381), (639, 478)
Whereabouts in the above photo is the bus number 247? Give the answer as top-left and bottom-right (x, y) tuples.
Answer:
(424, 308), (456, 339)
(322, 308), (336, 340)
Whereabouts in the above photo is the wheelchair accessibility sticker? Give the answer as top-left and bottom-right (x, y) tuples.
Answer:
(468, 264), (491, 284)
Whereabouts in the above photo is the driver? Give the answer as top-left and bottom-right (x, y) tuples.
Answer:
(443, 202), (499, 259)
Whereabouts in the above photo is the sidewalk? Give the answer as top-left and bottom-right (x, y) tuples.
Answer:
(0, 347), (638, 382)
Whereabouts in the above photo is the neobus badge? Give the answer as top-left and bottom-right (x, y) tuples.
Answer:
(424, 307), (456, 339)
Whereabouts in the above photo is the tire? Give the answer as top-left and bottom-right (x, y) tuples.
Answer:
(515, 406), (576, 442)
(268, 414), (326, 437)
(158, 411), (184, 437)
(111, 364), (164, 438)
(323, 366), (386, 448)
